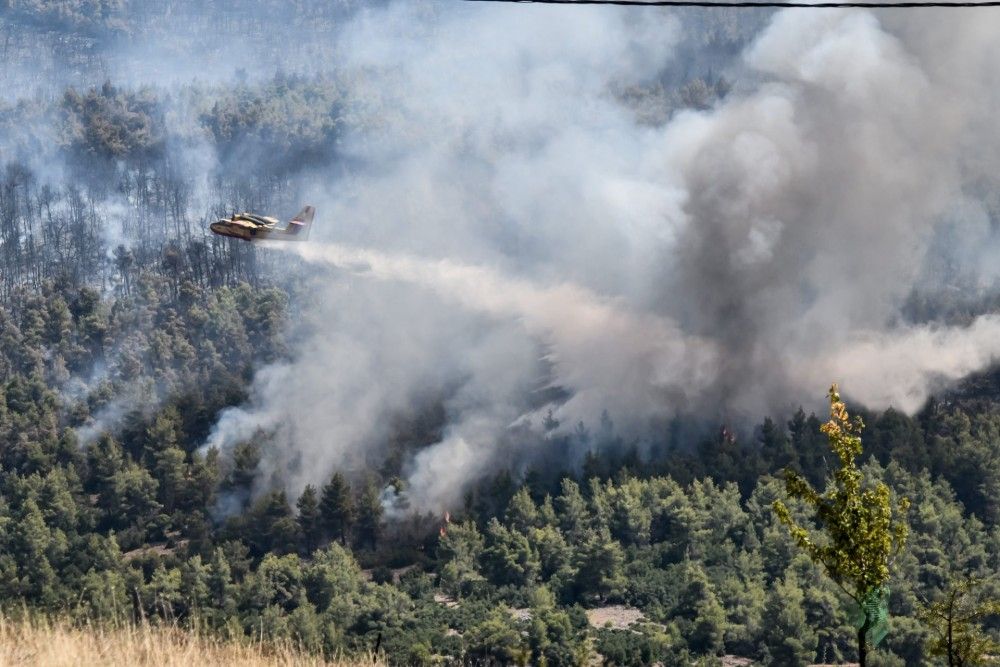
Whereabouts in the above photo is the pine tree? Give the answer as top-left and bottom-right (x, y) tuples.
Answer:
(354, 478), (383, 551)
(572, 525), (625, 602)
(918, 577), (1000, 667)
(207, 547), (235, 614)
(319, 472), (354, 545)
(555, 478), (589, 542)
(228, 441), (260, 491)
(762, 570), (818, 665)
(759, 416), (794, 472)
(505, 486), (539, 533)
(180, 555), (211, 617)
(257, 491), (300, 555)
(438, 520), (486, 599)
(153, 446), (186, 514)
(86, 434), (123, 497)
(12, 499), (59, 605)
(144, 406), (181, 455)
(675, 561), (725, 656)
(296, 484), (321, 552)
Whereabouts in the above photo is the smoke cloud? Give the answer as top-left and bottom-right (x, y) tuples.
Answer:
(181, 4), (1000, 509)
(6, 1), (1000, 511)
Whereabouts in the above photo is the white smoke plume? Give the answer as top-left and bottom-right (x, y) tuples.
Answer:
(808, 315), (1000, 412)
(293, 242), (720, 421)
(204, 4), (1000, 511)
(284, 241), (719, 506)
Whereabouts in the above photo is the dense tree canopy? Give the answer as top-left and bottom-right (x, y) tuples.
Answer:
(2, 289), (999, 665)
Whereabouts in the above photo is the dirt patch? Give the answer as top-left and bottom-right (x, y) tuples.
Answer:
(390, 564), (417, 583)
(585, 605), (645, 630)
(508, 607), (532, 622)
(361, 564), (418, 584)
(123, 540), (188, 562)
(433, 593), (459, 608)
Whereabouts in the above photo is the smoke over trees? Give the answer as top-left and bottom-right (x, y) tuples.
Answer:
(2, 1), (1000, 664)
(177, 4), (1000, 513)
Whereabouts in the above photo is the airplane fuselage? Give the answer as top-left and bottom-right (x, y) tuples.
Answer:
(210, 209), (312, 242)
(210, 218), (271, 241)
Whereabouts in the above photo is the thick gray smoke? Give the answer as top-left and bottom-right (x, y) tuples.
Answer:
(201, 4), (1000, 511)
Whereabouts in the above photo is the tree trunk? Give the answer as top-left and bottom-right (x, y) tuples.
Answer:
(858, 616), (870, 667)
(947, 615), (954, 666)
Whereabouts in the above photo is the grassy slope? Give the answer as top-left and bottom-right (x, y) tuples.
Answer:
(0, 616), (381, 667)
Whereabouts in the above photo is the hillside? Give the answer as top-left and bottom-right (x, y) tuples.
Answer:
(4, 2), (1000, 666)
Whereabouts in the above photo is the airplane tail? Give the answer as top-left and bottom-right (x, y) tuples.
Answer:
(286, 205), (315, 240)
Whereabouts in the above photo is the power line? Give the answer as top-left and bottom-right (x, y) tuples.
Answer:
(466, 0), (1000, 7)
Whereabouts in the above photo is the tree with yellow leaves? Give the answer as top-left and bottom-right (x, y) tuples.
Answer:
(773, 384), (910, 667)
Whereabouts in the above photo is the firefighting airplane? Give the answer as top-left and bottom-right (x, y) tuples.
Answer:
(210, 205), (314, 242)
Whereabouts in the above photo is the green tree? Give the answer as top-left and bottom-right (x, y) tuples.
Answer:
(438, 520), (485, 599)
(10, 499), (62, 605)
(762, 570), (818, 665)
(773, 385), (910, 667)
(674, 561), (726, 657)
(107, 463), (161, 536)
(319, 472), (354, 545)
(608, 477), (652, 546)
(246, 491), (299, 556)
(787, 407), (826, 486)
(354, 478), (383, 551)
(146, 564), (182, 620)
(481, 518), (540, 587)
(153, 446), (186, 514)
(506, 487), (540, 533)
(144, 406), (181, 455)
(228, 441), (260, 492)
(86, 434), (123, 496)
(186, 449), (219, 512)
(465, 611), (527, 666)
(759, 417), (794, 473)
(180, 555), (211, 618)
(296, 484), (322, 553)
(242, 553), (304, 613)
(918, 577), (1000, 667)
(572, 525), (625, 602)
(526, 586), (589, 666)
(207, 547), (236, 616)
(302, 542), (363, 611)
(555, 478), (590, 541)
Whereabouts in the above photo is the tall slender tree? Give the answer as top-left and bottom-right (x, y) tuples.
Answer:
(355, 477), (383, 551)
(319, 472), (354, 546)
(773, 384), (910, 667)
(296, 484), (321, 553)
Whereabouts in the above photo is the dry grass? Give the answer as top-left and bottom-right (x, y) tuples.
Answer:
(0, 615), (381, 667)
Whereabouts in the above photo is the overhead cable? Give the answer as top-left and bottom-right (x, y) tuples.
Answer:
(466, 0), (1000, 8)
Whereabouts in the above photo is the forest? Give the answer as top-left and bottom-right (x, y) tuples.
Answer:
(4, 2), (1000, 666)
(8, 267), (1000, 666)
